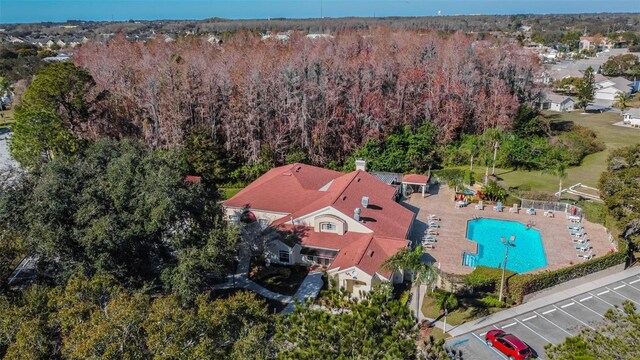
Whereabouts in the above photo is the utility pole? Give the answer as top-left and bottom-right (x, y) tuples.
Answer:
(491, 141), (499, 175)
(498, 235), (516, 302)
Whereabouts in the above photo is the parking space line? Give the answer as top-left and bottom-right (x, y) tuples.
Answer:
(572, 298), (605, 318)
(629, 278), (640, 285)
(579, 296), (592, 302)
(589, 292), (615, 307)
(501, 322), (517, 329)
(622, 281), (640, 292)
(542, 309), (556, 315)
(597, 290), (609, 296)
(554, 305), (595, 330)
(613, 284), (625, 290)
(561, 302), (574, 308)
(471, 332), (508, 360)
(533, 311), (574, 336)
(479, 331), (487, 337)
(515, 318), (552, 344)
(522, 315), (537, 322)
(607, 287), (640, 306)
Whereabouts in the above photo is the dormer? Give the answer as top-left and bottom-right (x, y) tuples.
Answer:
(314, 214), (347, 235)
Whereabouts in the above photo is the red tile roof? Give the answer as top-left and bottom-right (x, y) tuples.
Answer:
(329, 236), (409, 278)
(225, 163), (416, 277)
(223, 163), (343, 213)
(272, 170), (415, 239)
(185, 175), (202, 184)
(277, 224), (371, 250)
(402, 174), (429, 185)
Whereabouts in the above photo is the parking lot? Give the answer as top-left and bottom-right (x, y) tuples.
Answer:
(446, 273), (640, 359)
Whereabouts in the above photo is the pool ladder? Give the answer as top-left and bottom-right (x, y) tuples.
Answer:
(462, 252), (479, 268)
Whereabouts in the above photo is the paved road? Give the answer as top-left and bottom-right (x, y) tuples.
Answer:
(446, 269), (640, 360)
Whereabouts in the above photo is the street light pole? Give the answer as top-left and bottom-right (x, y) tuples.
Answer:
(498, 235), (516, 303)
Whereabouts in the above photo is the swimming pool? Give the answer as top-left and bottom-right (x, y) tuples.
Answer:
(465, 218), (547, 273)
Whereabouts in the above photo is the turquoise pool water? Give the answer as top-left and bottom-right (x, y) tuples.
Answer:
(466, 218), (547, 273)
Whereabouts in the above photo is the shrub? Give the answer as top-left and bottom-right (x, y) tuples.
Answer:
(480, 295), (507, 308)
(506, 241), (628, 303)
(463, 266), (516, 291)
(581, 201), (608, 225)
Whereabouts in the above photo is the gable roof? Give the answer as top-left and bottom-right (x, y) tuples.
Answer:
(329, 235), (409, 278)
(223, 163), (343, 213)
(272, 170), (415, 239)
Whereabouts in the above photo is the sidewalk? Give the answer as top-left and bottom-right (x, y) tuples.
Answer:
(448, 266), (640, 337)
(282, 271), (324, 314)
(213, 235), (323, 313)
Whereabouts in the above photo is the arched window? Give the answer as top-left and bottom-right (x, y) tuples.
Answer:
(320, 222), (337, 232)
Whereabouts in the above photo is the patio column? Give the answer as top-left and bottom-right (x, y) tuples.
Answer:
(421, 184), (426, 198)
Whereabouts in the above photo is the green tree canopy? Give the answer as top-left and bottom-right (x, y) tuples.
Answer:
(4, 139), (238, 292)
(10, 62), (103, 169)
(276, 283), (418, 359)
(576, 66), (595, 111)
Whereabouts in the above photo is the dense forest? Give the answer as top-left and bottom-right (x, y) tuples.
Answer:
(4, 13), (640, 39)
(69, 30), (539, 176)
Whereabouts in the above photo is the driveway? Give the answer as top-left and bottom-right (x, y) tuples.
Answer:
(445, 267), (640, 359)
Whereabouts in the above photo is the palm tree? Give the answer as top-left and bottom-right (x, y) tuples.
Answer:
(615, 92), (630, 112)
(382, 246), (438, 321)
(543, 161), (568, 198)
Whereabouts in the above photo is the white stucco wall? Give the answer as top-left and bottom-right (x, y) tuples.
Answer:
(264, 240), (303, 265)
(292, 206), (372, 234)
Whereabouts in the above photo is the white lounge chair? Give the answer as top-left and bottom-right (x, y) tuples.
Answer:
(428, 222), (440, 228)
(575, 243), (591, 251)
(567, 225), (583, 231)
(423, 236), (437, 243)
(509, 204), (519, 213)
(428, 214), (441, 221)
(577, 251), (594, 260)
(571, 237), (589, 244)
(544, 211), (554, 218)
(475, 201), (484, 210)
(426, 229), (439, 235)
(423, 243), (435, 249)
(493, 202), (503, 212)
(570, 230), (585, 237)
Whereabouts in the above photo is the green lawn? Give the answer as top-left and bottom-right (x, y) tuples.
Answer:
(421, 295), (503, 327)
(221, 187), (243, 200)
(0, 108), (14, 125)
(487, 111), (637, 193)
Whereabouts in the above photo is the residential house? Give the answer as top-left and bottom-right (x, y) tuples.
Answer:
(579, 36), (613, 52)
(595, 76), (633, 105)
(223, 161), (419, 298)
(623, 108), (640, 127)
(539, 92), (575, 112)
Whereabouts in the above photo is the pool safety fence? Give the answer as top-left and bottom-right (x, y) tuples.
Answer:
(519, 199), (582, 216)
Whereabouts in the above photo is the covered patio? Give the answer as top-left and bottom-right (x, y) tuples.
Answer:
(402, 174), (430, 198)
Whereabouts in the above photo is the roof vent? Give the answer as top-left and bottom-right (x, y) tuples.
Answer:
(295, 166), (302, 172)
(282, 172), (292, 176)
(361, 196), (369, 208)
(368, 250), (375, 257)
(342, 195), (347, 201)
(354, 208), (361, 221)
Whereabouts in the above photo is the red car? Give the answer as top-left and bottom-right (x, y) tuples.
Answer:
(485, 329), (533, 360)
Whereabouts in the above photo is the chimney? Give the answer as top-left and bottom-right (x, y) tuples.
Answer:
(355, 158), (366, 172)
(361, 196), (369, 208)
(354, 207), (361, 221)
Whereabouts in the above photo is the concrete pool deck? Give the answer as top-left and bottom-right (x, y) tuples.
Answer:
(402, 185), (613, 275)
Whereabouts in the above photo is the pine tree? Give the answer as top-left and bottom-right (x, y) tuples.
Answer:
(576, 66), (595, 111)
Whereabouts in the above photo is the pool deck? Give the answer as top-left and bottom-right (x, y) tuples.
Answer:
(402, 185), (613, 276)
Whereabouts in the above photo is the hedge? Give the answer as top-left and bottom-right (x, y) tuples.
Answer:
(462, 240), (629, 304)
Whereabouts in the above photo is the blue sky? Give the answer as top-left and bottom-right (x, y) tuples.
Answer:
(1, 0), (639, 24)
